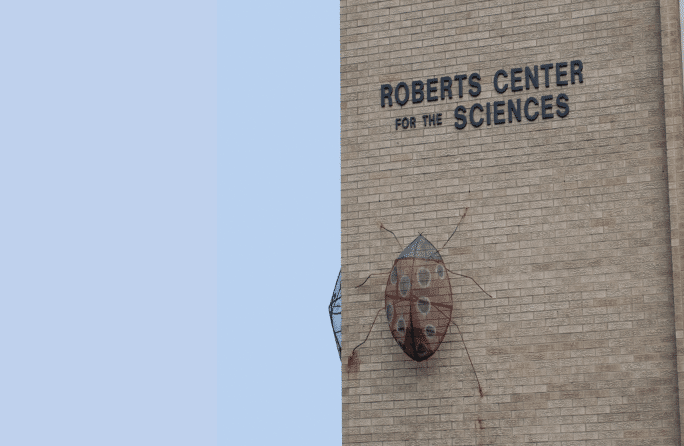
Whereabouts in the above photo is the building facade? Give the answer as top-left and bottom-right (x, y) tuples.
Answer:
(340, 0), (684, 444)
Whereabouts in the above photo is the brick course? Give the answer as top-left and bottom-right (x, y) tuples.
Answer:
(341, 0), (684, 444)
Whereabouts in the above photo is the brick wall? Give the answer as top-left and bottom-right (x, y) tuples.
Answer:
(341, 0), (684, 444)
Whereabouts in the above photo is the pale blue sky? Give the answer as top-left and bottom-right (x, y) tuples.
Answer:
(0, 2), (216, 445)
(1, 2), (339, 445)
(220, 0), (342, 444)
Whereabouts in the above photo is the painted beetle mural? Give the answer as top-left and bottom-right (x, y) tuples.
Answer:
(331, 208), (492, 394)
(385, 234), (453, 362)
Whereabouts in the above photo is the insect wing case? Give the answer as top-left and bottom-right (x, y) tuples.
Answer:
(385, 236), (452, 362)
(329, 270), (342, 359)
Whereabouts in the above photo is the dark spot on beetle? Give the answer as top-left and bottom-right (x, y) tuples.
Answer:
(425, 324), (436, 337)
(417, 267), (431, 287)
(417, 297), (431, 315)
(399, 275), (411, 296)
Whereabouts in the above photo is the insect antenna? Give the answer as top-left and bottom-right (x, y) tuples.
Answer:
(441, 207), (469, 249)
(445, 267), (493, 299)
(450, 316), (484, 398)
(379, 222), (403, 250)
(355, 222), (402, 288)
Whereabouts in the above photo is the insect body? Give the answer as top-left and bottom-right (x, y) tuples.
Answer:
(385, 235), (452, 362)
(336, 208), (492, 397)
(349, 208), (491, 374)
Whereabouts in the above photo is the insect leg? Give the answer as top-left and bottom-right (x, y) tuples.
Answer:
(355, 263), (396, 288)
(355, 272), (388, 288)
(350, 307), (384, 355)
(431, 304), (484, 397)
(445, 267), (492, 299)
(450, 316), (484, 398)
(349, 263), (395, 369)
(441, 207), (469, 249)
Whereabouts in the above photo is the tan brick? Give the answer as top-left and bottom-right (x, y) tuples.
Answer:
(341, 0), (684, 444)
